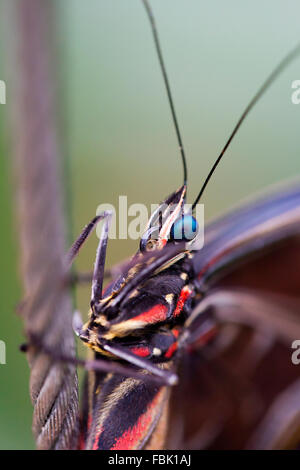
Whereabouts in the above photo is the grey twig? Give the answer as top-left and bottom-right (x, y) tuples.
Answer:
(7, 0), (79, 450)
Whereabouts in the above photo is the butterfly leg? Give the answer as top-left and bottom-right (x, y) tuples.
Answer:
(90, 213), (112, 307)
(20, 332), (171, 386)
(66, 211), (112, 266)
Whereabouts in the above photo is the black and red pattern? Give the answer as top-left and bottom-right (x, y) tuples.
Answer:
(28, 0), (300, 450)
(71, 182), (300, 450)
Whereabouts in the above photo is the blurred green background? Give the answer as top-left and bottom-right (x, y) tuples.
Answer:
(0, 0), (299, 449)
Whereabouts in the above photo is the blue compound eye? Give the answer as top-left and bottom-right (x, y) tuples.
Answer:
(170, 215), (198, 241)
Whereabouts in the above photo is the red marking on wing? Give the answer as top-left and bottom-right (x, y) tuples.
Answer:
(92, 426), (104, 451)
(172, 327), (180, 338)
(133, 304), (168, 324)
(87, 414), (92, 430)
(130, 346), (150, 358)
(78, 427), (85, 450)
(187, 325), (218, 353)
(164, 326), (181, 359)
(173, 285), (192, 317)
(110, 390), (163, 450)
(165, 341), (178, 359)
(78, 414), (93, 450)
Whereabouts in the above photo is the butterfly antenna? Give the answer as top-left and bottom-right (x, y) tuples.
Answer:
(192, 41), (300, 210)
(142, 0), (188, 186)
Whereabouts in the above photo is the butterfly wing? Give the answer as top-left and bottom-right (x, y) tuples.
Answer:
(192, 182), (300, 294)
(169, 182), (300, 449)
